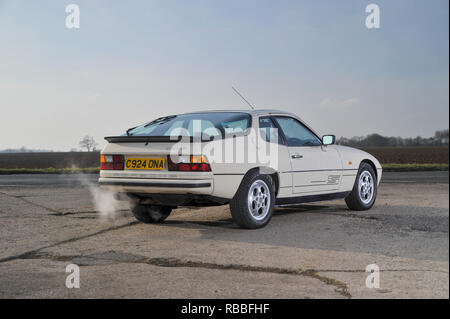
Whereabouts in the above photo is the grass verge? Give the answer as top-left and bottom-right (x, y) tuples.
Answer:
(0, 167), (100, 175)
(382, 163), (449, 172)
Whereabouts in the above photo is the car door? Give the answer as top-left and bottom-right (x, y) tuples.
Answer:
(272, 116), (343, 194)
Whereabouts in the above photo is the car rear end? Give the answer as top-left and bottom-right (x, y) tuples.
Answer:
(99, 142), (214, 197)
(98, 111), (252, 206)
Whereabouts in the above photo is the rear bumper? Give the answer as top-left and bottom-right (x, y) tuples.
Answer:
(98, 177), (213, 195)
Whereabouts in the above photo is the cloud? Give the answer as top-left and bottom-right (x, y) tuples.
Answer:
(319, 97), (360, 109)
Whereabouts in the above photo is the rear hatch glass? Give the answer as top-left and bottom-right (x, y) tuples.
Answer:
(101, 112), (251, 178)
(125, 112), (251, 139)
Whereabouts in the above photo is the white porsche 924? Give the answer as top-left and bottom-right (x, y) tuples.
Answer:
(99, 110), (382, 229)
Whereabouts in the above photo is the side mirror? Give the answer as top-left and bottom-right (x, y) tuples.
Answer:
(322, 135), (335, 145)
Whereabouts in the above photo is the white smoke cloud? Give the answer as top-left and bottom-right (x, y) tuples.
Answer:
(73, 169), (126, 220)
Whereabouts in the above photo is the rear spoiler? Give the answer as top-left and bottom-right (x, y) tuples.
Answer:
(104, 136), (214, 143)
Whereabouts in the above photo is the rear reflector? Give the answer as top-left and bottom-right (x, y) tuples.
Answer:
(167, 155), (211, 172)
(100, 155), (124, 170)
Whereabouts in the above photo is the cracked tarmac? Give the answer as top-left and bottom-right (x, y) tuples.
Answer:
(0, 174), (448, 298)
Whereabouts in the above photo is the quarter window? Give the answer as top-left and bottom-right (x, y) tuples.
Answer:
(273, 117), (321, 147)
(259, 117), (283, 144)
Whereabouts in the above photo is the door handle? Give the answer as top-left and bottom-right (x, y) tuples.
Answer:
(291, 154), (303, 159)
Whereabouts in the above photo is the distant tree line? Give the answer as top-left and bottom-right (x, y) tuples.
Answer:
(0, 147), (54, 153)
(0, 135), (99, 153)
(337, 129), (449, 148)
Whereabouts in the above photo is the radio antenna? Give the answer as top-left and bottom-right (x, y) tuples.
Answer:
(232, 86), (255, 110)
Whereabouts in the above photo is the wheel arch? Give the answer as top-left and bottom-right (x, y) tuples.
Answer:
(360, 159), (378, 179)
(240, 166), (280, 197)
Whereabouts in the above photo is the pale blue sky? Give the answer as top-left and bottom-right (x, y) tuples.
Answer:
(0, 0), (448, 150)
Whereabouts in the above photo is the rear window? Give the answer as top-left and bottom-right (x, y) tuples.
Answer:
(125, 112), (251, 138)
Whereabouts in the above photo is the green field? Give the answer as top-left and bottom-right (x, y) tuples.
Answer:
(0, 167), (100, 175)
(381, 163), (448, 172)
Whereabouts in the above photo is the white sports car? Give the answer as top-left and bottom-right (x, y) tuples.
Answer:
(99, 110), (382, 228)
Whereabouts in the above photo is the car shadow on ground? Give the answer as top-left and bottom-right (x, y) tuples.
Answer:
(161, 204), (338, 230)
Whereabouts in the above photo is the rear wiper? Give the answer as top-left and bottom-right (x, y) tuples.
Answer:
(144, 115), (177, 127)
(126, 115), (177, 136)
(126, 126), (137, 136)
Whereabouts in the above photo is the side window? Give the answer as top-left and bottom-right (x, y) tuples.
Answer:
(258, 117), (282, 144)
(221, 119), (249, 134)
(273, 117), (321, 147)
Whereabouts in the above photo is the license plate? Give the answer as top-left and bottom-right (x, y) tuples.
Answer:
(125, 158), (165, 170)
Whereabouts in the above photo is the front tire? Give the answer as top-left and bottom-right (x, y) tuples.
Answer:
(230, 170), (275, 229)
(345, 163), (377, 211)
(131, 204), (172, 223)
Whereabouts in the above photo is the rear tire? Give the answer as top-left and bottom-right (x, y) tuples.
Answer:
(230, 170), (275, 229)
(345, 162), (377, 211)
(131, 204), (172, 223)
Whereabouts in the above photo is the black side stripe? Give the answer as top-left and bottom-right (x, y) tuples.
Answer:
(215, 169), (359, 175)
(294, 184), (339, 188)
(276, 191), (350, 206)
(281, 168), (359, 173)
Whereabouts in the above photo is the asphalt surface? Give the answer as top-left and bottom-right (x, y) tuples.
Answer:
(0, 172), (448, 298)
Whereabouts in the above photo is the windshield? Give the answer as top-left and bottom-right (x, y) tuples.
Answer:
(125, 112), (251, 138)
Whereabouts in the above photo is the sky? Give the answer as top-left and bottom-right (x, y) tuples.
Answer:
(0, 0), (448, 151)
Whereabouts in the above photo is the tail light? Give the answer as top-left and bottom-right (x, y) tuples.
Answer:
(100, 155), (124, 170)
(167, 155), (211, 172)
